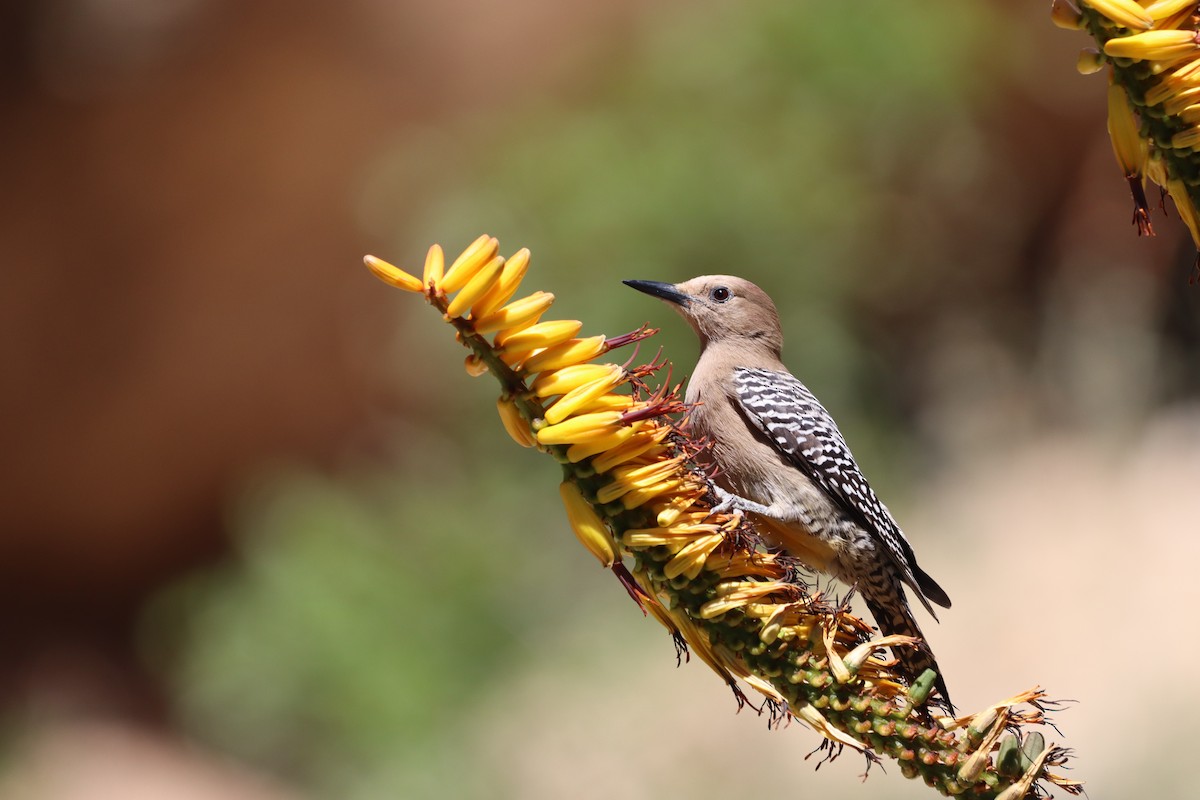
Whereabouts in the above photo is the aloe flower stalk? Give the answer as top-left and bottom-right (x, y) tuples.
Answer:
(1055, 0), (1200, 252)
(364, 238), (1082, 797)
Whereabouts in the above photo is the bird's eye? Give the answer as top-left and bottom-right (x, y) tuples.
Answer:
(711, 286), (731, 303)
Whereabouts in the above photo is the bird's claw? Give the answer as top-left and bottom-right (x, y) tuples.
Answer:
(710, 497), (735, 515)
(708, 485), (773, 519)
(708, 486), (760, 523)
(708, 485), (739, 515)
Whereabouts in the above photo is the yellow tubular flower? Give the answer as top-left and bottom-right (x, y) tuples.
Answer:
(471, 248), (531, 317)
(620, 478), (684, 509)
(567, 394), (635, 414)
(699, 581), (791, 619)
(444, 255), (506, 318)
(1104, 29), (1199, 60)
(654, 493), (699, 526)
(1081, 0), (1153, 30)
(1157, 5), (1198, 31)
(441, 235), (499, 293)
(1147, 151), (1170, 186)
(534, 410), (624, 445)
(664, 532), (724, 580)
(473, 291), (556, 334)
(1168, 178), (1200, 239)
(1107, 80), (1147, 176)
(530, 363), (619, 397)
(423, 244), (444, 287)
(543, 370), (628, 425)
(1171, 125), (1200, 148)
(364, 236), (1079, 800)
(622, 521), (720, 547)
(591, 429), (671, 473)
(521, 335), (607, 373)
(564, 425), (637, 462)
(558, 481), (617, 567)
(363, 255), (423, 292)
(496, 395), (536, 447)
(496, 319), (583, 351)
(595, 460), (677, 504)
(1144, 0), (1199, 22)
(1151, 82), (1189, 111)
(601, 457), (686, 499)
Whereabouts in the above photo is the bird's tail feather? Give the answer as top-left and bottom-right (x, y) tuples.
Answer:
(863, 594), (953, 714)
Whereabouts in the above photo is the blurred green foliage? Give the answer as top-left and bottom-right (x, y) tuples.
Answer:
(149, 0), (1007, 796)
(367, 0), (1003, 433)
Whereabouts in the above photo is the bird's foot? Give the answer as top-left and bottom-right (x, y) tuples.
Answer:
(709, 486), (773, 517)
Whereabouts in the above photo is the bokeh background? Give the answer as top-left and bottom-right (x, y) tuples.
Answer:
(2, 0), (1198, 798)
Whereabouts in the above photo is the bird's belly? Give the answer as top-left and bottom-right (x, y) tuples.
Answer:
(708, 437), (846, 570)
(753, 516), (840, 572)
(689, 387), (848, 572)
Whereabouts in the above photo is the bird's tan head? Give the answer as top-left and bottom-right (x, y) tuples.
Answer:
(623, 274), (783, 354)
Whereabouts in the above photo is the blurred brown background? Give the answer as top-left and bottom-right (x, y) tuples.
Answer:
(1, 1), (1197, 798)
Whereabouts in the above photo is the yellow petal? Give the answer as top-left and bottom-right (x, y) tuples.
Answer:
(471, 248), (531, 318)
(473, 291), (555, 334)
(620, 478), (683, 509)
(1162, 86), (1200, 114)
(1106, 80), (1147, 176)
(363, 255), (423, 292)
(535, 410), (623, 445)
(591, 427), (671, 472)
(522, 335), (606, 373)
(698, 581), (788, 618)
(1081, 0), (1153, 30)
(565, 425), (636, 462)
(1171, 125), (1200, 149)
(654, 492), (699, 526)
(1104, 29), (1197, 61)
(530, 363), (619, 397)
(595, 458), (684, 504)
(441, 235), (499, 293)
(558, 481), (617, 567)
(664, 532), (724, 580)
(445, 255), (506, 319)
(544, 371), (627, 425)
(423, 244), (444, 287)
(496, 395), (536, 447)
(609, 457), (686, 492)
(1143, 0), (1198, 22)
(496, 319), (583, 351)
(575, 394), (636, 413)
(1166, 178), (1200, 246)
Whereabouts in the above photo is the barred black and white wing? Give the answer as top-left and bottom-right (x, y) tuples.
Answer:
(732, 367), (950, 613)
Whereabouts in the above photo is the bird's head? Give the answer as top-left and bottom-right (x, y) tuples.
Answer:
(623, 274), (783, 354)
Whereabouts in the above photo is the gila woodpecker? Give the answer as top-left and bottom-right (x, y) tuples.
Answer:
(624, 275), (953, 711)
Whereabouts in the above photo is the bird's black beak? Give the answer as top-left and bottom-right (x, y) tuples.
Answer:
(623, 279), (690, 306)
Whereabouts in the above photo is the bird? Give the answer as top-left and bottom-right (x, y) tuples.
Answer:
(624, 274), (953, 711)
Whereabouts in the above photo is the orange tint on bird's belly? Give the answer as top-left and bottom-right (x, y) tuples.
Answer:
(752, 515), (838, 571)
